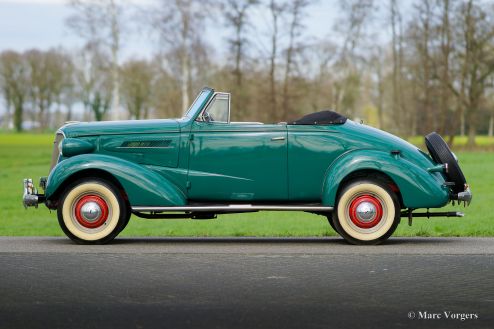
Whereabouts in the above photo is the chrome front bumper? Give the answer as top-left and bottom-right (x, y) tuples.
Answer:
(23, 178), (45, 208)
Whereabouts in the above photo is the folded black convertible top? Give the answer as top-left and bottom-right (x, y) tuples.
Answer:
(288, 110), (347, 125)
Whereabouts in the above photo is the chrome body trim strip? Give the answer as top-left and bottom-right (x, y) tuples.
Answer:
(132, 205), (333, 212)
(116, 146), (173, 149)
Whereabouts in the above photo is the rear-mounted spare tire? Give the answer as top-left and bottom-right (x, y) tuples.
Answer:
(424, 132), (466, 194)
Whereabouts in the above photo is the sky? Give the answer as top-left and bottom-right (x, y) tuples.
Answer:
(0, 0), (371, 118)
(0, 0), (146, 58)
(0, 0), (345, 60)
(0, 0), (396, 118)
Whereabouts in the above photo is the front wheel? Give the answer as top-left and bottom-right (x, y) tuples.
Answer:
(57, 178), (129, 244)
(333, 179), (400, 245)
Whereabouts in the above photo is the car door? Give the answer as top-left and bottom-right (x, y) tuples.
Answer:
(187, 93), (288, 202)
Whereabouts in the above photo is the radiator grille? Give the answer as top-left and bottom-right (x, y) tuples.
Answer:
(120, 140), (172, 148)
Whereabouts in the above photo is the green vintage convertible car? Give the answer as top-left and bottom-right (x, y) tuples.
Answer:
(23, 87), (471, 245)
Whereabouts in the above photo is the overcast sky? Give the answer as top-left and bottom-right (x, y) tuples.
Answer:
(0, 0), (353, 60)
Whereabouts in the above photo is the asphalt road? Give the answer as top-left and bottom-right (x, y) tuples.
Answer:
(0, 237), (493, 329)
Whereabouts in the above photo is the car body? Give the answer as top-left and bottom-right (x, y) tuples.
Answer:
(23, 87), (471, 244)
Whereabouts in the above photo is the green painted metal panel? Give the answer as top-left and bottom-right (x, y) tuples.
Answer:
(61, 138), (95, 157)
(322, 149), (450, 208)
(98, 133), (180, 168)
(187, 121), (288, 201)
(287, 125), (345, 201)
(60, 119), (180, 138)
(45, 154), (186, 207)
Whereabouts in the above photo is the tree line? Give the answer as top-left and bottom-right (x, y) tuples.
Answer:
(0, 0), (493, 146)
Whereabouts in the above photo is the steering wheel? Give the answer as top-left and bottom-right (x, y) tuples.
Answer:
(203, 111), (215, 122)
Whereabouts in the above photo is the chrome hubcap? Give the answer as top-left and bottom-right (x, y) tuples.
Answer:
(80, 201), (102, 222)
(355, 202), (377, 222)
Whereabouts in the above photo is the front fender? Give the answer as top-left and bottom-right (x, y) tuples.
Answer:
(45, 154), (186, 207)
(322, 150), (450, 208)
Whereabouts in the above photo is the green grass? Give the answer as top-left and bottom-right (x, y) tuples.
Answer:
(408, 135), (494, 148)
(0, 133), (493, 237)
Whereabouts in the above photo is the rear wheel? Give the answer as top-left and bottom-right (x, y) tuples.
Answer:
(57, 178), (129, 244)
(333, 179), (400, 245)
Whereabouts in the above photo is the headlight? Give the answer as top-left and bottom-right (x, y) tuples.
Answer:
(60, 138), (95, 157)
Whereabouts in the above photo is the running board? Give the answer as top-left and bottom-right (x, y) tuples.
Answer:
(132, 205), (334, 213)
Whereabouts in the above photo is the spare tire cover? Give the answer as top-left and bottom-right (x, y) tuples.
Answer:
(424, 132), (466, 194)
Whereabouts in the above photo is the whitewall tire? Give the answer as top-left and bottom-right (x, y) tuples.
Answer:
(333, 179), (400, 245)
(57, 178), (128, 244)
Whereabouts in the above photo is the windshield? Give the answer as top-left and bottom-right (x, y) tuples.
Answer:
(184, 88), (214, 118)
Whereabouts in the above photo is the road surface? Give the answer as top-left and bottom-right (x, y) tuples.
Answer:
(0, 237), (492, 328)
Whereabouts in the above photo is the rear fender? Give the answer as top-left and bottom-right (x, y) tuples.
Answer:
(322, 150), (450, 208)
(45, 154), (186, 207)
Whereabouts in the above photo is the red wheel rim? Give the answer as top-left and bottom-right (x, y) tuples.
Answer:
(348, 195), (383, 229)
(74, 195), (109, 229)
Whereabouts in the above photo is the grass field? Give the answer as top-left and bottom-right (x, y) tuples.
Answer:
(408, 135), (494, 148)
(0, 133), (493, 237)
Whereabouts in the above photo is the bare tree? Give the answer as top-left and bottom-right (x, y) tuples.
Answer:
(0, 51), (28, 132)
(390, 0), (406, 134)
(24, 49), (70, 129)
(121, 59), (154, 119)
(267, 0), (284, 121)
(369, 47), (386, 129)
(435, 0), (455, 138)
(0, 55), (13, 129)
(73, 45), (112, 121)
(339, 0), (375, 60)
(151, 56), (183, 119)
(281, 0), (311, 119)
(150, 0), (211, 114)
(488, 75), (494, 137)
(304, 40), (338, 112)
(67, 0), (124, 120)
(222, 0), (258, 118)
(56, 52), (76, 122)
(332, 0), (374, 119)
(448, 0), (494, 145)
(223, 0), (258, 87)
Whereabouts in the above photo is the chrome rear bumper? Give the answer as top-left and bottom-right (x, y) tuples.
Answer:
(453, 185), (472, 206)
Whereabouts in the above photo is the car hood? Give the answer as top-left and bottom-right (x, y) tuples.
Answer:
(59, 119), (180, 138)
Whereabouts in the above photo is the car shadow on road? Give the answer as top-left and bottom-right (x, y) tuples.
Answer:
(107, 236), (459, 245)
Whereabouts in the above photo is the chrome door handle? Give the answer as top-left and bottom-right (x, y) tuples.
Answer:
(271, 136), (286, 141)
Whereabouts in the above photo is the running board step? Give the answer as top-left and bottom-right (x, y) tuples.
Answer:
(132, 205), (334, 213)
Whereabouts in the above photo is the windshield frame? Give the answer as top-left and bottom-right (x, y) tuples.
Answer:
(183, 87), (215, 119)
